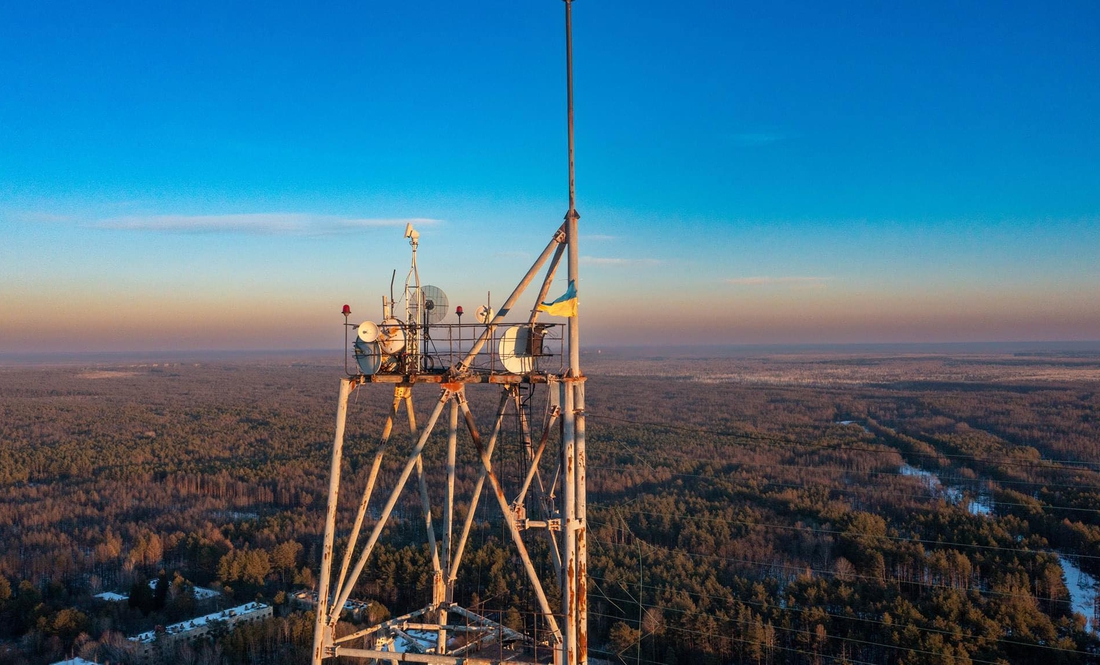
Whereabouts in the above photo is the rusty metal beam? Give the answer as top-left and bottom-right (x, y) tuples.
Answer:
(514, 404), (558, 513)
(528, 241), (567, 327)
(446, 389), (510, 584)
(313, 378), (353, 664)
(516, 403), (562, 576)
(457, 391), (562, 644)
(456, 227), (565, 374)
(333, 388), (402, 607)
(409, 407), (444, 605)
(439, 398), (459, 653)
(560, 381), (577, 665)
(334, 608), (430, 645)
(329, 387), (453, 623)
(574, 379), (587, 665)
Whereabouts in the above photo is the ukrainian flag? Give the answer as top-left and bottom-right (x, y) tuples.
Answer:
(537, 280), (578, 317)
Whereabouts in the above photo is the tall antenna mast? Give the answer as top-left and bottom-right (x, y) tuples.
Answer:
(311, 5), (588, 665)
(561, 3), (588, 665)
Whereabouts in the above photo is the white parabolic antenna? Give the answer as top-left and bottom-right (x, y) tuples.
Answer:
(353, 339), (383, 375)
(475, 305), (494, 324)
(498, 325), (535, 374)
(357, 320), (380, 343)
(378, 318), (406, 355)
(421, 285), (449, 324)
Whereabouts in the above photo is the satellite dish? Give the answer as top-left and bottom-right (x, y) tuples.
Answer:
(475, 305), (495, 324)
(421, 285), (449, 324)
(353, 339), (383, 375)
(378, 318), (406, 355)
(499, 325), (536, 374)
(357, 321), (380, 343)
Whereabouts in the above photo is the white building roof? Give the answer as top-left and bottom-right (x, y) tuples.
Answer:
(128, 602), (269, 644)
(94, 591), (128, 602)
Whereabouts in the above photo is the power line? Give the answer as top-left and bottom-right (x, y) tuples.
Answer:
(590, 594), (1050, 665)
(588, 606), (1030, 665)
(589, 573), (1092, 658)
(589, 533), (1085, 610)
(588, 609), (885, 665)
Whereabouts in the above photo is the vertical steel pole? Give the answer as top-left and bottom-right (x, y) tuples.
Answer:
(313, 378), (353, 664)
(563, 2), (580, 371)
(560, 381), (576, 665)
(563, 2), (586, 665)
(574, 380), (587, 665)
(565, 0), (577, 224)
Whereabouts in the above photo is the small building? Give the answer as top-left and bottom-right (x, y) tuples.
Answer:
(127, 602), (272, 661)
(93, 583), (220, 603)
(291, 589), (377, 621)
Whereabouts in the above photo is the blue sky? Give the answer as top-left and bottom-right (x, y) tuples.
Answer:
(2, 1), (1098, 351)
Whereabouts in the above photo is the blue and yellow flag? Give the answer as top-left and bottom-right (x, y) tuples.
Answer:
(537, 280), (578, 317)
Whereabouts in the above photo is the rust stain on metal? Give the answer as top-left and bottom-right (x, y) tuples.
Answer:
(576, 526), (587, 659)
(567, 559), (576, 616)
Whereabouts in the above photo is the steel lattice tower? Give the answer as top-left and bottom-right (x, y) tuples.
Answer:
(311, 3), (587, 664)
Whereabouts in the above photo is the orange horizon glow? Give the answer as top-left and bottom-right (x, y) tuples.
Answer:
(3, 281), (1098, 353)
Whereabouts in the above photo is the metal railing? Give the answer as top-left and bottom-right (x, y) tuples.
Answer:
(347, 323), (565, 377)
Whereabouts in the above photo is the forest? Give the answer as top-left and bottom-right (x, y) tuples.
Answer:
(0, 348), (1099, 664)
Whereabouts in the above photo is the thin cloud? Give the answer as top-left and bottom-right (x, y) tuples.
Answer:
(88, 213), (441, 236)
(729, 132), (786, 146)
(582, 256), (662, 267)
(727, 276), (827, 287)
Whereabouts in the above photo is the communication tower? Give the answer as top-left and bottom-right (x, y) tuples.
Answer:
(311, 4), (587, 665)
